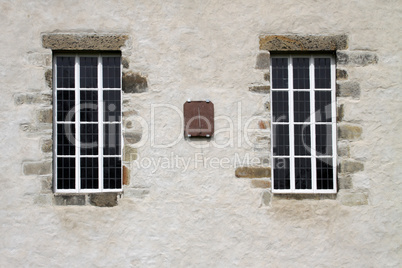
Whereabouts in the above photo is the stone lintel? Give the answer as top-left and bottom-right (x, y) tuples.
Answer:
(260, 35), (348, 51)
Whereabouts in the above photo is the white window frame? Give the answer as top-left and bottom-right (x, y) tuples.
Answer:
(270, 54), (337, 194)
(53, 53), (123, 193)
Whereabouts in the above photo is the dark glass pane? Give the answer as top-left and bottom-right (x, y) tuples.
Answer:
(103, 57), (121, 88)
(80, 124), (98, 155)
(295, 158), (312, 189)
(272, 124), (289, 156)
(314, 58), (331, 88)
(316, 158), (334, 189)
(294, 124), (311, 156)
(57, 90), (75, 122)
(272, 58), (288, 89)
(103, 157), (122, 189)
(80, 158), (99, 189)
(57, 124), (75, 155)
(80, 91), (98, 122)
(56, 57), (75, 88)
(104, 124), (121, 155)
(272, 91), (289, 122)
(273, 158), (290, 189)
(57, 157), (75, 189)
(104, 91), (121, 122)
(293, 91), (310, 122)
(316, 124), (332, 155)
(293, 58), (310, 89)
(80, 57), (98, 88)
(315, 91), (332, 122)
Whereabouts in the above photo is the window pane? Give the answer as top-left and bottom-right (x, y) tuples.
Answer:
(315, 124), (332, 155)
(103, 57), (121, 88)
(272, 58), (288, 89)
(80, 90), (98, 122)
(104, 124), (121, 155)
(57, 57), (75, 88)
(294, 124), (311, 156)
(80, 57), (98, 88)
(57, 90), (75, 122)
(104, 91), (121, 122)
(314, 58), (331, 88)
(316, 158), (334, 189)
(272, 124), (289, 156)
(57, 157), (75, 189)
(57, 124), (75, 155)
(293, 91), (310, 122)
(293, 58), (310, 89)
(80, 124), (98, 155)
(103, 157), (122, 189)
(80, 158), (99, 189)
(272, 91), (289, 122)
(315, 91), (332, 122)
(273, 158), (290, 189)
(295, 158), (312, 189)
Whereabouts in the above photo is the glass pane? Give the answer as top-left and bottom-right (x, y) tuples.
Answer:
(272, 91), (289, 122)
(316, 158), (334, 189)
(273, 158), (290, 189)
(293, 91), (310, 122)
(315, 91), (332, 122)
(80, 124), (98, 155)
(272, 124), (289, 156)
(272, 58), (288, 89)
(295, 158), (312, 189)
(56, 57), (75, 88)
(80, 57), (98, 88)
(294, 124), (311, 156)
(57, 157), (75, 189)
(316, 124), (332, 155)
(80, 158), (99, 189)
(314, 58), (331, 88)
(80, 91), (98, 122)
(103, 157), (122, 189)
(57, 124), (75, 155)
(57, 90), (75, 122)
(104, 91), (121, 122)
(293, 58), (310, 89)
(103, 57), (121, 88)
(104, 124), (121, 155)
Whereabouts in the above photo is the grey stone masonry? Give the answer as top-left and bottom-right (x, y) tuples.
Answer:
(340, 160), (364, 173)
(122, 72), (148, 93)
(255, 52), (270, 69)
(249, 85), (270, 94)
(336, 51), (379, 66)
(42, 33), (128, 50)
(259, 35), (348, 51)
(23, 161), (52, 175)
(54, 195), (86, 206)
(89, 193), (118, 207)
(338, 124), (363, 140)
(337, 81), (361, 98)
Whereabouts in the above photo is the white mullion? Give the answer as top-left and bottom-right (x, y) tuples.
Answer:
(331, 56), (337, 192)
(53, 55), (58, 192)
(288, 56), (295, 192)
(98, 55), (104, 191)
(119, 57), (123, 189)
(310, 56), (317, 193)
(75, 54), (80, 193)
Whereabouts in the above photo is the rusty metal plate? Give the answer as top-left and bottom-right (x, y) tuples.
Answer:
(183, 100), (214, 137)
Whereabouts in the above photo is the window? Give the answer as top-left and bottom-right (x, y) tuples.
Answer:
(270, 55), (337, 193)
(54, 53), (122, 193)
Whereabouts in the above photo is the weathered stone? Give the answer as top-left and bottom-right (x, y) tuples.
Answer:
(123, 145), (138, 162)
(235, 166), (271, 178)
(41, 139), (52, 153)
(14, 93), (51, 105)
(124, 132), (142, 144)
(42, 34), (128, 50)
(54, 195), (86, 206)
(20, 123), (52, 133)
(89, 193), (118, 207)
(123, 165), (130, 185)
(122, 110), (138, 117)
(34, 195), (53, 206)
(264, 73), (270, 82)
(337, 51), (378, 66)
(340, 160), (364, 173)
(260, 35), (348, 51)
(122, 57), (129, 69)
(337, 104), (344, 122)
(258, 120), (269, 129)
(336, 69), (348, 80)
(37, 108), (53, 123)
(45, 69), (52, 89)
(123, 188), (150, 199)
(23, 161), (52, 175)
(336, 81), (360, 98)
(264, 101), (270, 111)
(122, 72), (148, 93)
(337, 141), (350, 157)
(338, 190), (368, 206)
(251, 179), (271, 188)
(255, 52), (270, 69)
(261, 191), (271, 206)
(338, 175), (352, 189)
(40, 176), (53, 193)
(249, 85), (270, 94)
(338, 124), (363, 140)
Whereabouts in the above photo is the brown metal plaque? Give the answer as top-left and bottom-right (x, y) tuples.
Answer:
(183, 100), (214, 137)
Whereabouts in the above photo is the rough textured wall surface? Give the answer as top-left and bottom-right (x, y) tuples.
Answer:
(0, 0), (401, 267)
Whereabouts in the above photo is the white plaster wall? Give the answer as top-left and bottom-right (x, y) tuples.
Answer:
(0, 0), (401, 266)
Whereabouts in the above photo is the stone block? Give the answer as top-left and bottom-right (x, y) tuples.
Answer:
(23, 161), (52, 175)
(89, 193), (119, 207)
(54, 195), (86, 206)
(122, 72), (148, 93)
(34, 195), (53, 206)
(124, 188), (150, 199)
(42, 33), (128, 50)
(124, 132), (142, 144)
(123, 145), (138, 162)
(337, 141), (350, 157)
(41, 139), (53, 153)
(337, 104), (344, 122)
(235, 166), (271, 178)
(337, 51), (378, 66)
(249, 85), (270, 94)
(123, 165), (130, 185)
(255, 52), (270, 69)
(40, 176), (53, 193)
(336, 81), (360, 98)
(338, 124), (362, 140)
(264, 73), (270, 82)
(338, 190), (368, 206)
(122, 57), (129, 69)
(340, 160), (364, 173)
(37, 108), (53, 123)
(45, 69), (52, 89)
(14, 93), (51, 105)
(261, 191), (272, 206)
(264, 101), (270, 111)
(258, 120), (269, 129)
(336, 69), (348, 80)
(338, 175), (352, 189)
(251, 179), (271, 188)
(260, 35), (348, 51)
